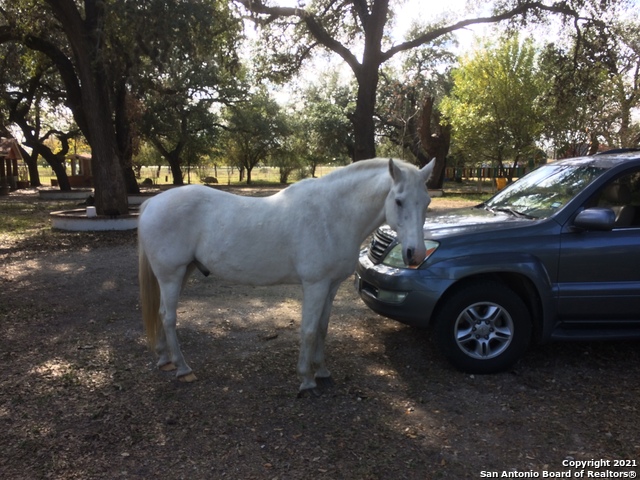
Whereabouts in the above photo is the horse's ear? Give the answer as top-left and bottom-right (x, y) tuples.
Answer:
(388, 158), (402, 181)
(421, 158), (436, 183)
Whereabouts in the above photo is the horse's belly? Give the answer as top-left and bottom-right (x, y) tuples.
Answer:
(204, 254), (300, 286)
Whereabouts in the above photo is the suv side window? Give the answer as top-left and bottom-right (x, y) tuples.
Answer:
(594, 170), (640, 228)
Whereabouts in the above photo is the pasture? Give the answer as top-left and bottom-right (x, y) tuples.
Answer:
(1, 188), (639, 479)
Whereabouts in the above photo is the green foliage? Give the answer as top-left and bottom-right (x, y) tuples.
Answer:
(1, 0), (244, 188)
(537, 16), (640, 156)
(218, 90), (291, 184)
(441, 33), (544, 168)
(376, 37), (456, 166)
(295, 71), (355, 169)
(240, 0), (628, 160)
(129, 0), (245, 182)
(133, 141), (164, 168)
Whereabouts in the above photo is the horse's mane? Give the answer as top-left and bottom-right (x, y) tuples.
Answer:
(280, 158), (414, 198)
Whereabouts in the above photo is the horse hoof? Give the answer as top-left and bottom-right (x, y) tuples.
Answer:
(297, 387), (322, 399)
(178, 372), (198, 383)
(159, 362), (177, 372)
(315, 376), (334, 389)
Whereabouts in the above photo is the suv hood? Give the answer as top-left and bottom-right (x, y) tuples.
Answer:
(376, 205), (538, 242)
(420, 205), (534, 239)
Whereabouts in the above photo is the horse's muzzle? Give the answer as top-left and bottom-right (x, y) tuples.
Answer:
(404, 246), (426, 267)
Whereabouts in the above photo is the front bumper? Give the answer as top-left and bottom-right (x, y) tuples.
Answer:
(355, 254), (454, 328)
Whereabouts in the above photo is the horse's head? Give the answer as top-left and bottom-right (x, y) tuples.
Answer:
(384, 158), (435, 266)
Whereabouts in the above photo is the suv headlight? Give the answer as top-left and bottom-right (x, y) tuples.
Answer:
(381, 240), (439, 268)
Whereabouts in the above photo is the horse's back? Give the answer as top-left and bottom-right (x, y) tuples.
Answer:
(139, 186), (232, 265)
(138, 185), (295, 282)
(141, 184), (222, 210)
(140, 184), (242, 222)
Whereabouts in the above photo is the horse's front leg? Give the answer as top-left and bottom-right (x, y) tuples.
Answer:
(311, 281), (341, 386)
(298, 280), (333, 396)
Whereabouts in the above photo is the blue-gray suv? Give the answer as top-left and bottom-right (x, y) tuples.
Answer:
(356, 151), (640, 373)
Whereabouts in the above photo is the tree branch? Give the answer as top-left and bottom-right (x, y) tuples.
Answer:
(0, 25), (88, 135)
(381, 1), (584, 62)
(236, 0), (362, 74)
(352, 0), (370, 31)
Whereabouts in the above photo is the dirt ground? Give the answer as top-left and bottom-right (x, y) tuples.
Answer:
(1, 188), (639, 479)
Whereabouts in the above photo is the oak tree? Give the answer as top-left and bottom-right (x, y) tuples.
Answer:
(237, 0), (599, 161)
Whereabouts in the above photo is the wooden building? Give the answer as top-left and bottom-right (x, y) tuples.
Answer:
(0, 137), (23, 194)
(67, 153), (93, 187)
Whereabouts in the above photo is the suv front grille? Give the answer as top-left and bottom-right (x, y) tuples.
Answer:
(367, 228), (397, 264)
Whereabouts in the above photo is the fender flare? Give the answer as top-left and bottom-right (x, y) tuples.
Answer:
(427, 252), (556, 342)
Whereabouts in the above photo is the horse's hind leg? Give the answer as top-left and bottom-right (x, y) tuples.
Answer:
(154, 325), (175, 371)
(158, 270), (197, 382)
(154, 265), (195, 372)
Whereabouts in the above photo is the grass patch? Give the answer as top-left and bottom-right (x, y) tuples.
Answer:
(0, 202), (49, 236)
(0, 204), (35, 234)
(0, 197), (77, 242)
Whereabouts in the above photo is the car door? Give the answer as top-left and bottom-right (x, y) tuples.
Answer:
(557, 169), (640, 321)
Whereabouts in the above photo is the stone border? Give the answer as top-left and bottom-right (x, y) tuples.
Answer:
(50, 208), (139, 231)
(38, 188), (93, 200)
(127, 192), (157, 205)
(39, 189), (159, 204)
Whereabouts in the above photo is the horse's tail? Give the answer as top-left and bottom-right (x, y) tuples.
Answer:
(138, 215), (161, 350)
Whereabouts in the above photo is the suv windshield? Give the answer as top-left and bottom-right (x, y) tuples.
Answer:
(484, 164), (606, 219)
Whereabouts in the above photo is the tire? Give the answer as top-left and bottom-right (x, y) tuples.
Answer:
(434, 280), (532, 374)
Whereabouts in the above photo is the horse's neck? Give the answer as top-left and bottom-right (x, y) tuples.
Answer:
(329, 165), (391, 241)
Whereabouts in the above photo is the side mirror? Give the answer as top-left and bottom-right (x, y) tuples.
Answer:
(573, 208), (616, 231)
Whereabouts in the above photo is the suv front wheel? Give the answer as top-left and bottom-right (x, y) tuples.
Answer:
(434, 281), (532, 374)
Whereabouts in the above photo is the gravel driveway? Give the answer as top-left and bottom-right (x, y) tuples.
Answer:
(1, 191), (639, 479)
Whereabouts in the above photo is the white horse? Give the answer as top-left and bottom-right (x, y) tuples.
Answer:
(138, 158), (434, 395)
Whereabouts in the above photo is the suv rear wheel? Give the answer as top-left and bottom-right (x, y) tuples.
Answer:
(434, 281), (532, 374)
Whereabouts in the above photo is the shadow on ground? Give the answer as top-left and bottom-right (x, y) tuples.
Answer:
(1, 238), (639, 479)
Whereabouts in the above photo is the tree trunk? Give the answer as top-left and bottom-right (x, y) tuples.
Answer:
(352, 73), (378, 161)
(17, 145), (42, 188)
(418, 97), (450, 190)
(150, 138), (184, 185)
(89, 123), (128, 215)
(29, 143), (71, 190)
(168, 154), (184, 185)
(115, 83), (140, 194)
(46, 0), (128, 215)
(83, 82), (128, 214)
(26, 158), (42, 187)
(351, 0), (388, 161)
(50, 158), (71, 191)
(122, 167), (140, 193)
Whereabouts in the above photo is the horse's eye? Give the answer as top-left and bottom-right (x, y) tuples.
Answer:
(395, 199), (403, 207)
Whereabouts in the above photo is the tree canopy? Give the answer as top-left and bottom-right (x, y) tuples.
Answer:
(441, 34), (544, 172)
(1, 0), (639, 200)
(538, 15), (640, 156)
(218, 89), (290, 184)
(0, 0), (242, 213)
(237, 0), (616, 161)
